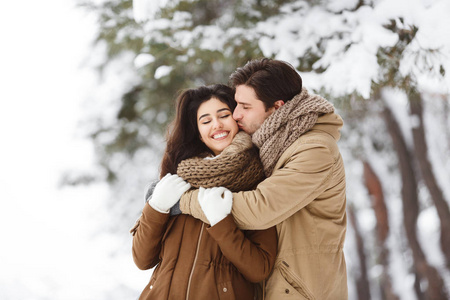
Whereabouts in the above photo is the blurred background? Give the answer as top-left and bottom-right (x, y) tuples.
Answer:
(1, 0), (449, 299)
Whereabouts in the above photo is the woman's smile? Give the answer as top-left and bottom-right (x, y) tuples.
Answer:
(212, 131), (229, 140)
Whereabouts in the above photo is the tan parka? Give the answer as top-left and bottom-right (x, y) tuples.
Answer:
(180, 112), (348, 300)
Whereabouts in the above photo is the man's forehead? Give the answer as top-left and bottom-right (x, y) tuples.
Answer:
(235, 85), (260, 103)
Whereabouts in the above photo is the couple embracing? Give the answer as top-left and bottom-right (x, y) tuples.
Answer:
(131, 58), (348, 300)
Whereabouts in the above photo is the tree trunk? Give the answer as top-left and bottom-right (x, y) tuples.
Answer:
(408, 89), (450, 269)
(382, 105), (448, 300)
(363, 161), (399, 300)
(441, 94), (450, 145)
(348, 205), (371, 300)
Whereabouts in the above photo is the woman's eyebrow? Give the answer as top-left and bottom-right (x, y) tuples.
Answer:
(198, 113), (210, 121)
(199, 108), (230, 120)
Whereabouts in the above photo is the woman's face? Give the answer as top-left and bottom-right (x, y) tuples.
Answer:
(197, 97), (238, 156)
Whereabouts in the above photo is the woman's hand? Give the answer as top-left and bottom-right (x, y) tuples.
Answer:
(198, 187), (232, 226)
(148, 174), (191, 213)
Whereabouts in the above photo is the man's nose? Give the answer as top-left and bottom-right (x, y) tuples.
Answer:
(233, 108), (242, 121)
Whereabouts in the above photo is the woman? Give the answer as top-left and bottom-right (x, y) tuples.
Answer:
(131, 84), (277, 300)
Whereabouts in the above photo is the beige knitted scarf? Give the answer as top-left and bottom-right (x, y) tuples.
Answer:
(177, 131), (265, 192)
(252, 88), (335, 176)
(129, 131), (264, 236)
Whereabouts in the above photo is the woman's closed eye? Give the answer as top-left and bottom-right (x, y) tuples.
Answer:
(201, 114), (231, 124)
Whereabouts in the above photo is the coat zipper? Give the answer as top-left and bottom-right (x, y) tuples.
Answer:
(186, 222), (204, 300)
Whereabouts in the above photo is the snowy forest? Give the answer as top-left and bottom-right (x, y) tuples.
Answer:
(61, 0), (450, 299)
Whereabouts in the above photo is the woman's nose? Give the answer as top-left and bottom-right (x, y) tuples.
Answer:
(213, 119), (224, 129)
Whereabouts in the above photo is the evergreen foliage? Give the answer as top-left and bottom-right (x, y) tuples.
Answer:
(78, 0), (298, 183)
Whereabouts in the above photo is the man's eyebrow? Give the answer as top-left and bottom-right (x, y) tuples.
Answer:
(198, 108), (231, 120)
(236, 100), (251, 106)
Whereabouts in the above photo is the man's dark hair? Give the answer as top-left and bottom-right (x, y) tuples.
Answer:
(229, 58), (302, 109)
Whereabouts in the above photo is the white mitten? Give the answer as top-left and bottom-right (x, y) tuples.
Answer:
(149, 174), (191, 213)
(198, 187), (233, 226)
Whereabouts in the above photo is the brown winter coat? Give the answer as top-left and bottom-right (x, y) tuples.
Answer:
(181, 112), (348, 300)
(132, 132), (277, 300)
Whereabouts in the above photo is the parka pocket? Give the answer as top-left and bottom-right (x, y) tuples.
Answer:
(148, 276), (157, 291)
(266, 261), (315, 300)
(278, 261), (315, 300)
(147, 263), (160, 292)
(217, 281), (235, 300)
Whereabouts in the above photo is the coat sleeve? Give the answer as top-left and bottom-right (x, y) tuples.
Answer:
(206, 215), (277, 283)
(180, 142), (336, 230)
(180, 189), (209, 224)
(132, 203), (170, 270)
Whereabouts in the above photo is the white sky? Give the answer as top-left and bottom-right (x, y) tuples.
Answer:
(0, 1), (146, 298)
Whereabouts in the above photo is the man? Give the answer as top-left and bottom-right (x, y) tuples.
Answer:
(179, 58), (347, 299)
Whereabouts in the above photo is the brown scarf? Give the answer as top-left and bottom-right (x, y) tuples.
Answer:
(252, 88), (335, 176)
(177, 131), (265, 192)
(130, 132), (264, 236)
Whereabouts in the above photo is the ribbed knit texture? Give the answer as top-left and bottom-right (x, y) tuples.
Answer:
(252, 88), (335, 176)
(130, 131), (264, 236)
(177, 131), (265, 192)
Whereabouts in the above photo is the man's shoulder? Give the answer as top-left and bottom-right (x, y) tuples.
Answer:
(295, 129), (339, 151)
(279, 130), (341, 163)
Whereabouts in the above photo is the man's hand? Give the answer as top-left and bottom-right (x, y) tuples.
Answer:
(198, 187), (232, 226)
(148, 174), (191, 213)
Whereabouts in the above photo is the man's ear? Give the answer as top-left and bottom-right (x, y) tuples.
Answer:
(273, 100), (285, 110)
